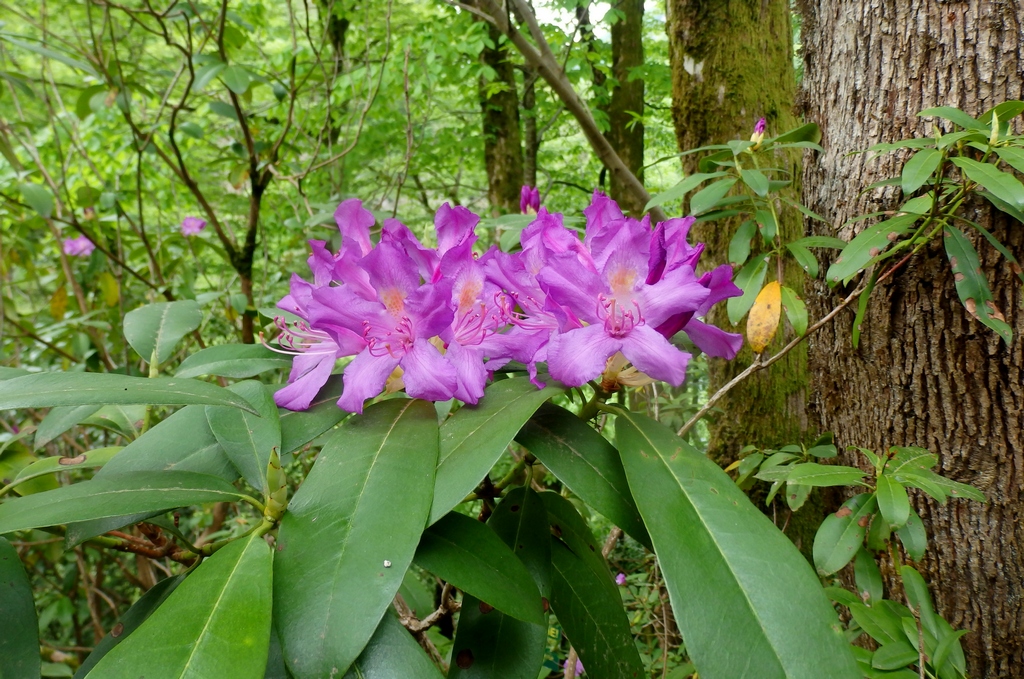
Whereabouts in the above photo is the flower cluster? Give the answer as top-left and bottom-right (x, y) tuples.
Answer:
(269, 192), (742, 414)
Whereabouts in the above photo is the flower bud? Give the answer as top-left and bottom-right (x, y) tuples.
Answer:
(264, 448), (288, 522)
(989, 110), (999, 146)
(750, 117), (766, 150)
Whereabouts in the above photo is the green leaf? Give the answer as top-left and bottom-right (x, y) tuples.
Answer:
(917, 106), (980, 130)
(780, 286), (808, 335)
(415, 512), (543, 624)
(727, 255), (769, 324)
(449, 488), (549, 679)
(896, 506), (927, 561)
(644, 172), (728, 211)
(18, 183), (53, 218)
(278, 376), (347, 455)
(177, 122), (204, 140)
(780, 197), (831, 225)
(848, 602), (906, 646)
(690, 177), (738, 215)
(0, 373), (258, 412)
(82, 405), (145, 440)
(9, 446), (120, 491)
(755, 208), (778, 241)
(901, 149), (942, 195)
(74, 574), (185, 678)
(729, 219), (757, 265)
(886, 447), (936, 475)
(192, 61), (226, 91)
(978, 189), (1024, 223)
(613, 410), (859, 679)
(740, 168), (770, 197)
(0, 537), (39, 679)
(208, 101), (239, 121)
(977, 100), (1024, 125)
(784, 463), (867, 487)
(98, 405), (236, 482)
(342, 612), (443, 679)
(124, 301), (203, 366)
(515, 402), (650, 549)
(429, 378), (561, 525)
(176, 344), (292, 379)
(853, 548), (883, 604)
(950, 156), (1024, 210)
(931, 629), (969, 678)
(813, 493), (877, 576)
(785, 243), (818, 277)
(206, 381), (280, 494)
(876, 475), (911, 529)
(896, 468), (985, 503)
(274, 399), (437, 679)
(943, 224), (1012, 343)
(0, 33), (99, 76)
(0, 471), (245, 534)
(86, 534), (272, 679)
(35, 404), (102, 448)
(770, 123), (822, 145)
(220, 65), (252, 94)
(75, 84), (107, 119)
(541, 492), (645, 679)
(791, 236), (851, 250)
(826, 214), (919, 285)
(995, 146), (1024, 175)
(900, 566), (939, 638)
(871, 640), (920, 670)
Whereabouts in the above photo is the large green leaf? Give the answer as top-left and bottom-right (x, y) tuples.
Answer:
(917, 106), (980, 130)
(943, 224), (1012, 343)
(176, 344), (292, 379)
(951, 156), (1024, 210)
(274, 399), (437, 679)
(826, 213), (919, 285)
(74, 574), (186, 678)
(206, 381), (281, 494)
(0, 373), (258, 412)
(414, 511), (543, 624)
(900, 148), (941, 195)
(9, 446), (121, 491)
(515, 402), (650, 549)
(0, 536), (39, 679)
(449, 488), (549, 679)
(813, 493), (877, 576)
(644, 171), (728, 211)
(0, 471), (245, 534)
(278, 375), (347, 455)
(85, 533), (272, 678)
(541, 492), (645, 679)
(98, 406), (237, 482)
(123, 301), (203, 366)
(429, 378), (561, 525)
(341, 612), (443, 679)
(614, 410), (859, 679)
(34, 404), (101, 448)
(18, 182), (54, 217)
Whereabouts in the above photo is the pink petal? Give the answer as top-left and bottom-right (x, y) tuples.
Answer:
(435, 203), (479, 255)
(400, 339), (458, 402)
(338, 350), (400, 414)
(683, 318), (743, 359)
(446, 342), (488, 404)
(620, 324), (690, 386)
(334, 199), (375, 257)
(546, 324), (620, 387)
(274, 352), (337, 411)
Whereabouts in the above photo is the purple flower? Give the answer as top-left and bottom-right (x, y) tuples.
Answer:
(520, 185), (540, 214)
(63, 235), (95, 257)
(754, 117), (766, 135)
(750, 117), (767, 148)
(562, 657), (584, 676)
(180, 216), (207, 236)
(615, 572), (627, 586)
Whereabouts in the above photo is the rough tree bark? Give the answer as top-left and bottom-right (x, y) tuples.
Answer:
(607, 0), (645, 215)
(478, 18), (524, 213)
(799, 1), (1024, 675)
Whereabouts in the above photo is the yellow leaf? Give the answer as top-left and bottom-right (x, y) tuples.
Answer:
(50, 285), (68, 319)
(747, 281), (782, 353)
(98, 271), (120, 307)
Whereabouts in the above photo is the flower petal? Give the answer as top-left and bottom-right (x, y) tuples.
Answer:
(546, 324), (621, 387)
(435, 203), (479, 255)
(274, 352), (336, 411)
(334, 198), (375, 257)
(446, 342), (488, 404)
(683, 318), (744, 359)
(638, 264), (709, 328)
(338, 350), (400, 414)
(696, 264), (742, 315)
(537, 252), (606, 325)
(360, 240), (421, 303)
(620, 324), (690, 386)
(400, 339), (458, 402)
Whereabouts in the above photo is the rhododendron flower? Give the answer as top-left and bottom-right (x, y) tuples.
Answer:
(180, 216), (207, 236)
(63, 235), (95, 257)
(563, 657), (584, 676)
(750, 117), (767, 149)
(520, 185), (540, 214)
(615, 572), (627, 586)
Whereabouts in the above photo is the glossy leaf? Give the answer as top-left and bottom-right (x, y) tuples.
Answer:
(900, 149), (941, 195)
(896, 506), (927, 561)
(813, 493), (877, 576)
(123, 301), (203, 366)
(886, 447), (936, 476)
(342, 613), (443, 679)
(515, 402), (650, 549)
(207, 381), (281, 494)
(0, 536), (39, 679)
(727, 255), (769, 324)
(950, 156), (1024, 210)
(0, 373), (258, 412)
(10, 446), (121, 490)
(785, 243), (818, 277)
(871, 641), (919, 671)
(176, 344), (292, 379)
(900, 565), (939, 638)
(278, 375), (347, 455)
(614, 410), (859, 679)
(83, 405), (146, 440)
(770, 123), (822, 145)
(853, 548), (883, 604)
(0, 471), (245, 534)
(74, 575), (186, 678)
(429, 378), (561, 525)
(943, 224), (1012, 343)
(274, 399), (437, 679)
(977, 100), (1024, 125)
(220, 65), (252, 94)
(644, 171), (728, 211)
(780, 286), (808, 335)
(826, 214), (918, 285)
(690, 177), (738, 215)
(415, 511), (543, 624)
(782, 463), (867, 487)
(34, 405), (101, 448)
(917, 106), (979, 130)
(541, 492), (645, 679)
(740, 168), (770, 196)
(449, 487), (549, 679)
(790, 236), (847, 249)
(876, 475), (910, 529)
(729, 219), (757, 265)
(994, 146), (1024, 175)
(98, 405), (237, 482)
(86, 534), (272, 678)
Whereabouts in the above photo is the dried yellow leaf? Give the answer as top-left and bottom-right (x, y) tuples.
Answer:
(98, 271), (120, 307)
(50, 285), (68, 320)
(747, 280), (782, 354)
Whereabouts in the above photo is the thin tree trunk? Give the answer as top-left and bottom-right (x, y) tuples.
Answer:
(607, 0), (645, 215)
(479, 19), (524, 213)
(800, 2), (1024, 675)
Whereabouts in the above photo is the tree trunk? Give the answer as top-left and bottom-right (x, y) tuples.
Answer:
(607, 0), (645, 215)
(667, 0), (806, 457)
(799, 2), (1024, 675)
(479, 20), (524, 214)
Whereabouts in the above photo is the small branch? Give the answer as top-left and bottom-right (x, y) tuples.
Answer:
(394, 591), (451, 673)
